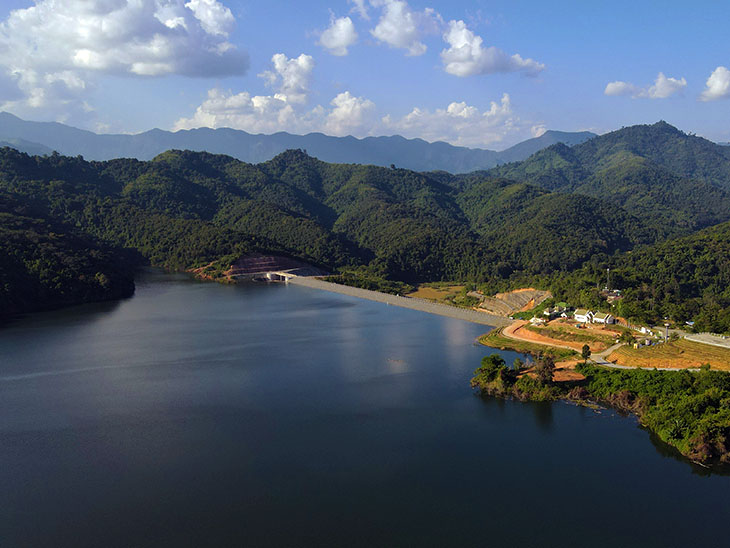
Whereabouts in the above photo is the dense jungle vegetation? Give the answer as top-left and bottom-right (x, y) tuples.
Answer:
(3, 121), (730, 330)
(472, 354), (730, 467)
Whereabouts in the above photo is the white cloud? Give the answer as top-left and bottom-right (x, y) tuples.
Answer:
(604, 72), (687, 99)
(184, 0), (235, 37)
(441, 20), (544, 77)
(349, 0), (370, 20)
(648, 73), (687, 98)
(604, 81), (639, 97)
(325, 91), (376, 135)
(381, 93), (522, 147)
(318, 15), (358, 56)
(174, 88), (376, 137)
(370, 0), (440, 56)
(174, 88), (306, 134)
(0, 0), (247, 120)
(700, 66), (730, 102)
(175, 86), (533, 149)
(531, 124), (547, 138)
(259, 53), (314, 104)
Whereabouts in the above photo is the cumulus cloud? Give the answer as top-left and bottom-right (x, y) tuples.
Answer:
(370, 0), (441, 56)
(700, 66), (730, 102)
(381, 93), (522, 147)
(325, 91), (376, 135)
(173, 87), (376, 137)
(258, 53), (314, 104)
(0, 0), (247, 120)
(604, 72), (687, 99)
(173, 88), (308, 134)
(175, 72), (533, 147)
(318, 15), (358, 56)
(184, 0), (235, 36)
(441, 20), (544, 77)
(604, 81), (639, 97)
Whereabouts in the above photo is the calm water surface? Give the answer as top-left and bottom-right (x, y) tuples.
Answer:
(1, 271), (728, 547)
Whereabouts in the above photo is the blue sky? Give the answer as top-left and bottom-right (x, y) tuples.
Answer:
(0, 0), (728, 148)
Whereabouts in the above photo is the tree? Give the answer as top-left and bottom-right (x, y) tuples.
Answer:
(535, 353), (555, 384)
(581, 344), (591, 365)
(476, 354), (507, 382)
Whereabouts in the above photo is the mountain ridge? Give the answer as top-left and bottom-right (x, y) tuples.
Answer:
(0, 111), (594, 173)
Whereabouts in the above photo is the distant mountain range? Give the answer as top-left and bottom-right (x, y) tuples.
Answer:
(0, 137), (54, 157)
(0, 111), (594, 173)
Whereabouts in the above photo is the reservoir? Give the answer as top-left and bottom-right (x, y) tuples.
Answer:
(1, 271), (728, 547)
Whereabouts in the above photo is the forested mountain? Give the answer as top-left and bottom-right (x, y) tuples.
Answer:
(492, 130), (596, 164)
(549, 221), (730, 333)
(0, 193), (136, 317)
(0, 111), (594, 173)
(3, 119), (730, 330)
(0, 145), (662, 317)
(486, 122), (730, 235)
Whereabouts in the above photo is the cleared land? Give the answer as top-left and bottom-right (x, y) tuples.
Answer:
(608, 339), (730, 371)
(509, 319), (621, 352)
(407, 285), (465, 302)
(478, 288), (551, 316)
(478, 325), (578, 360)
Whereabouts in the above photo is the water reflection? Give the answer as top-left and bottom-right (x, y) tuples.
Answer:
(1, 272), (730, 548)
(531, 401), (554, 431)
(645, 427), (729, 477)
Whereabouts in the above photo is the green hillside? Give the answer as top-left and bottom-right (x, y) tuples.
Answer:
(487, 122), (730, 235)
(549, 221), (730, 333)
(0, 194), (136, 317)
(3, 126), (730, 329)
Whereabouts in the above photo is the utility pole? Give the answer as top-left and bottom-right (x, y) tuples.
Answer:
(606, 268), (611, 291)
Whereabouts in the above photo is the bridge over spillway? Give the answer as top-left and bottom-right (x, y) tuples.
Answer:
(227, 254), (327, 281)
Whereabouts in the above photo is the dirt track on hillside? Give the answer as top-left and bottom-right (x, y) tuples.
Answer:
(503, 321), (583, 351)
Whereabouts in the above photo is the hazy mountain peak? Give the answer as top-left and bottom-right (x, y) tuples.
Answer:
(0, 112), (596, 174)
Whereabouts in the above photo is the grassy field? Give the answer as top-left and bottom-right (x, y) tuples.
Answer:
(479, 328), (578, 361)
(407, 284), (465, 302)
(609, 338), (730, 371)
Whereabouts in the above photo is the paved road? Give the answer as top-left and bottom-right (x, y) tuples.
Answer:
(499, 320), (579, 352)
(287, 277), (511, 328)
(685, 333), (730, 349)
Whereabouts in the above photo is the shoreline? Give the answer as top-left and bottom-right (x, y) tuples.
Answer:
(287, 277), (511, 328)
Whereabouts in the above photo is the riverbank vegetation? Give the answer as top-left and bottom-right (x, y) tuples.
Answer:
(472, 355), (730, 467)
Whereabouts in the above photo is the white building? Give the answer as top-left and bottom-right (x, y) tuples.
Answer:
(574, 309), (593, 323)
(593, 312), (615, 325)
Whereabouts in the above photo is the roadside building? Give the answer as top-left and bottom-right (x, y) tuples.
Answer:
(574, 309), (593, 323)
(543, 305), (566, 320)
(593, 312), (615, 325)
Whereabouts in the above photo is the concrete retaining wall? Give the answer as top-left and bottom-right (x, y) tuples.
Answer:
(288, 277), (511, 328)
